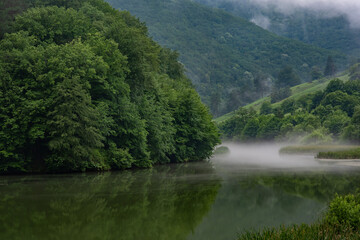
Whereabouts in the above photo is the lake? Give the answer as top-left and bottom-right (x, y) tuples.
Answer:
(1, 144), (360, 240)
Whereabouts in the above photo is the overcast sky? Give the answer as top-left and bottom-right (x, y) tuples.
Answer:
(226, 0), (360, 28)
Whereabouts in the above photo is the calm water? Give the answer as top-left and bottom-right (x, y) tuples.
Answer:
(1, 144), (360, 240)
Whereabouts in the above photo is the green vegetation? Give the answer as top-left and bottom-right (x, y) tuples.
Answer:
(318, 148), (360, 159)
(0, 0), (30, 38)
(196, 0), (360, 55)
(280, 145), (359, 155)
(238, 193), (360, 239)
(104, 0), (346, 116)
(0, 0), (220, 174)
(216, 73), (350, 123)
(213, 146), (230, 155)
(218, 72), (360, 143)
(0, 164), (221, 239)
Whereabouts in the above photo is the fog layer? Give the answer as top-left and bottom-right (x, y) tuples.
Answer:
(209, 0), (360, 28)
(211, 143), (358, 172)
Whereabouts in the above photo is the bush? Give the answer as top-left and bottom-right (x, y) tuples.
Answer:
(237, 193), (360, 240)
(213, 146), (230, 155)
(325, 193), (360, 231)
(300, 127), (332, 144)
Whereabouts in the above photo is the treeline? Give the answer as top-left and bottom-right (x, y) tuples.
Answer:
(0, 0), (220, 173)
(219, 68), (360, 143)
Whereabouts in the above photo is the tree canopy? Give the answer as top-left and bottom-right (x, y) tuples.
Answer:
(219, 76), (360, 144)
(0, 0), (220, 173)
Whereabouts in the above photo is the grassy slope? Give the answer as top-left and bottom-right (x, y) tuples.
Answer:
(215, 73), (350, 123)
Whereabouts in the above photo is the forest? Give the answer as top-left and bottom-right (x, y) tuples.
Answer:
(219, 64), (360, 144)
(104, 0), (347, 116)
(196, 0), (360, 55)
(0, 0), (220, 174)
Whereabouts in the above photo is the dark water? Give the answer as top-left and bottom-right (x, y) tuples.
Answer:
(1, 144), (360, 240)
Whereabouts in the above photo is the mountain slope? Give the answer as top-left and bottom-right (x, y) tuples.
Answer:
(215, 73), (351, 123)
(196, 0), (360, 56)
(106, 0), (346, 116)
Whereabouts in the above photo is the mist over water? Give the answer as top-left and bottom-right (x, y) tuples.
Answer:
(212, 143), (354, 172)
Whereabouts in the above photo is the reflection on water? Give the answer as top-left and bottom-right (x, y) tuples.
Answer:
(1, 144), (360, 240)
(0, 164), (220, 240)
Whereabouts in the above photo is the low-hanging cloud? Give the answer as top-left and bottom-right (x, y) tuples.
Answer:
(250, 15), (271, 29)
(219, 0), (360, 28)
(256, 0), (360, 28)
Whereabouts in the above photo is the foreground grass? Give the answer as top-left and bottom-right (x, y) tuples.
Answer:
(238, 193), (360, 240)
(239, 223), (360, 240)
(279, 145), (359, 155)
(317, 148), (360, 159)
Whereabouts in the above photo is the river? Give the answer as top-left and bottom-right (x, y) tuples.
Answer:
(1, 144), (360, 240)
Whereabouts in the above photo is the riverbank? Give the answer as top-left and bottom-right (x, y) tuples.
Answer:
(238, 193), (360, 240)
(279, 145), (359, 155)
(317, 147), (360, 159)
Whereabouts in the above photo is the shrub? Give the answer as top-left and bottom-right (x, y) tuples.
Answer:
(325, 193), (360, 231)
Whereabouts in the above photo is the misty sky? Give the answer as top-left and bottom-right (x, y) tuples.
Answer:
(226, 0), (360, 28)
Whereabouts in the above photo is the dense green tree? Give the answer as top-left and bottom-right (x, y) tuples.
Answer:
(321, 90), (358, 116)
(170, 88), (220, 162)
(260, 101), (272, 115)
(0, 0), (220, 173)
(218, 108), (256, 138)
(323, 110), (351, 137)
(281, 99), (296, 114)
(242, 118), (259, 140)
(46, 77), (105, 172)
(324, 79), (344, 94)
(310, 90), (324, 110)
(257, 115), (280, 140)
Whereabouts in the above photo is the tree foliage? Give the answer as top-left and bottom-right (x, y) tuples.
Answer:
(0, 0), (220, 173)
(219, 78), (360, 143)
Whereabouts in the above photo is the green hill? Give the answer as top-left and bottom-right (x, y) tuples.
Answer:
(217, 66), (360, 143)
(215, 73), (350, 123)
(105, 0), (347, 116)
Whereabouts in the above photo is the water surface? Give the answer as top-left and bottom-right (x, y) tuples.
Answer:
(1, 144), (360, 240)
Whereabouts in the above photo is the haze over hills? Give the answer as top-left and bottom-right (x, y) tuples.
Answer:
(105, 0), (346, 116)
(196, 0), (360, 56)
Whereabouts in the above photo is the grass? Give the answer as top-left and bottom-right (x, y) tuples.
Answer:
(238, 193), (360, 240)
(214, 74), (350, 123)
(317, 148), (360, 159)
(238, 223), (360, 240)
(279, 145), (359, 155)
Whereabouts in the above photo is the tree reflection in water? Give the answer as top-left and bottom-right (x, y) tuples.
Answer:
(0, 162), (220, 240)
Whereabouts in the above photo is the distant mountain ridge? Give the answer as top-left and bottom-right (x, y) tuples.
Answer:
(196, 0), (360, 56)
(106, 0), (347, 116)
